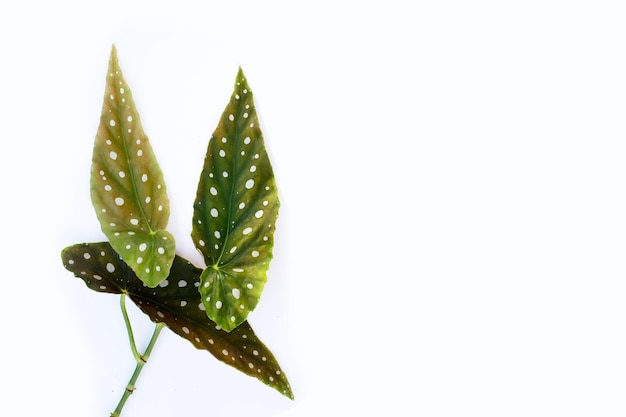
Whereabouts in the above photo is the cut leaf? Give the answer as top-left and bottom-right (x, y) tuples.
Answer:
(192, 68), (280, 332)
(61, 242), (293, 399)
(90, 45), (175, 287)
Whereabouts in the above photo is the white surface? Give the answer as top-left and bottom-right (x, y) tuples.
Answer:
(1, 1), (626, 415)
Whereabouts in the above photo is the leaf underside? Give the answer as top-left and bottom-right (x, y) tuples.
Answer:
(90, 46), (175, 287)
(192, 68), (279, 332)
(61, 242), (293, 399)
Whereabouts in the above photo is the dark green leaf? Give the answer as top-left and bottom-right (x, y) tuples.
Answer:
(90, 46), (175, 287)
(61, 242), (293, 399)
(192, 68), (279, 331)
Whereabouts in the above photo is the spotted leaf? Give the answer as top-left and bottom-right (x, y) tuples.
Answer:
(60, 242), (293, 399)
(91, 46), (175, 287)
(192, 68), (279, 332)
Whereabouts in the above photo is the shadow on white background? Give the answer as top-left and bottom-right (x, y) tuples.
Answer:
(1, 1), (626, 416)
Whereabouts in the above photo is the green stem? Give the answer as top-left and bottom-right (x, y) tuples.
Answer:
(119, 294), (142, 362)
(111, 295), (164, 417)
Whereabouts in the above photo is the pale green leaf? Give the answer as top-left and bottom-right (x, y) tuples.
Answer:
(90, 46), (175, 287)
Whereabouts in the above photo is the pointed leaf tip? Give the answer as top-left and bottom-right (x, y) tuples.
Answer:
(90, 48), (176, 287)
(192, 69), (279, 332)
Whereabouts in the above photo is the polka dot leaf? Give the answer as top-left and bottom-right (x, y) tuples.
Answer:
(192, 68), (279, 332)
(60, 242), (293, 399)
(90, 46), (175, 288)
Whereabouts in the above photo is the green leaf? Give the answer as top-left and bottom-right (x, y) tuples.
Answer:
(192, 68), (280, 332)
(61, 242), (293, 399)
(90, 46), (175, 287)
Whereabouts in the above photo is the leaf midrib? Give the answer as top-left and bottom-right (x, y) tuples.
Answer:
(214, 92), (246, 268)
(115, 81), (155, 236)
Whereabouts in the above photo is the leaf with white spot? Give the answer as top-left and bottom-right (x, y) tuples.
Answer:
(192, 68), (280, 332)
(60, 242), (293, 399)
(90, 46), (175, 287)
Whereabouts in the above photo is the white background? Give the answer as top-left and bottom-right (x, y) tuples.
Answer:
(1, 1), (626, 415)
